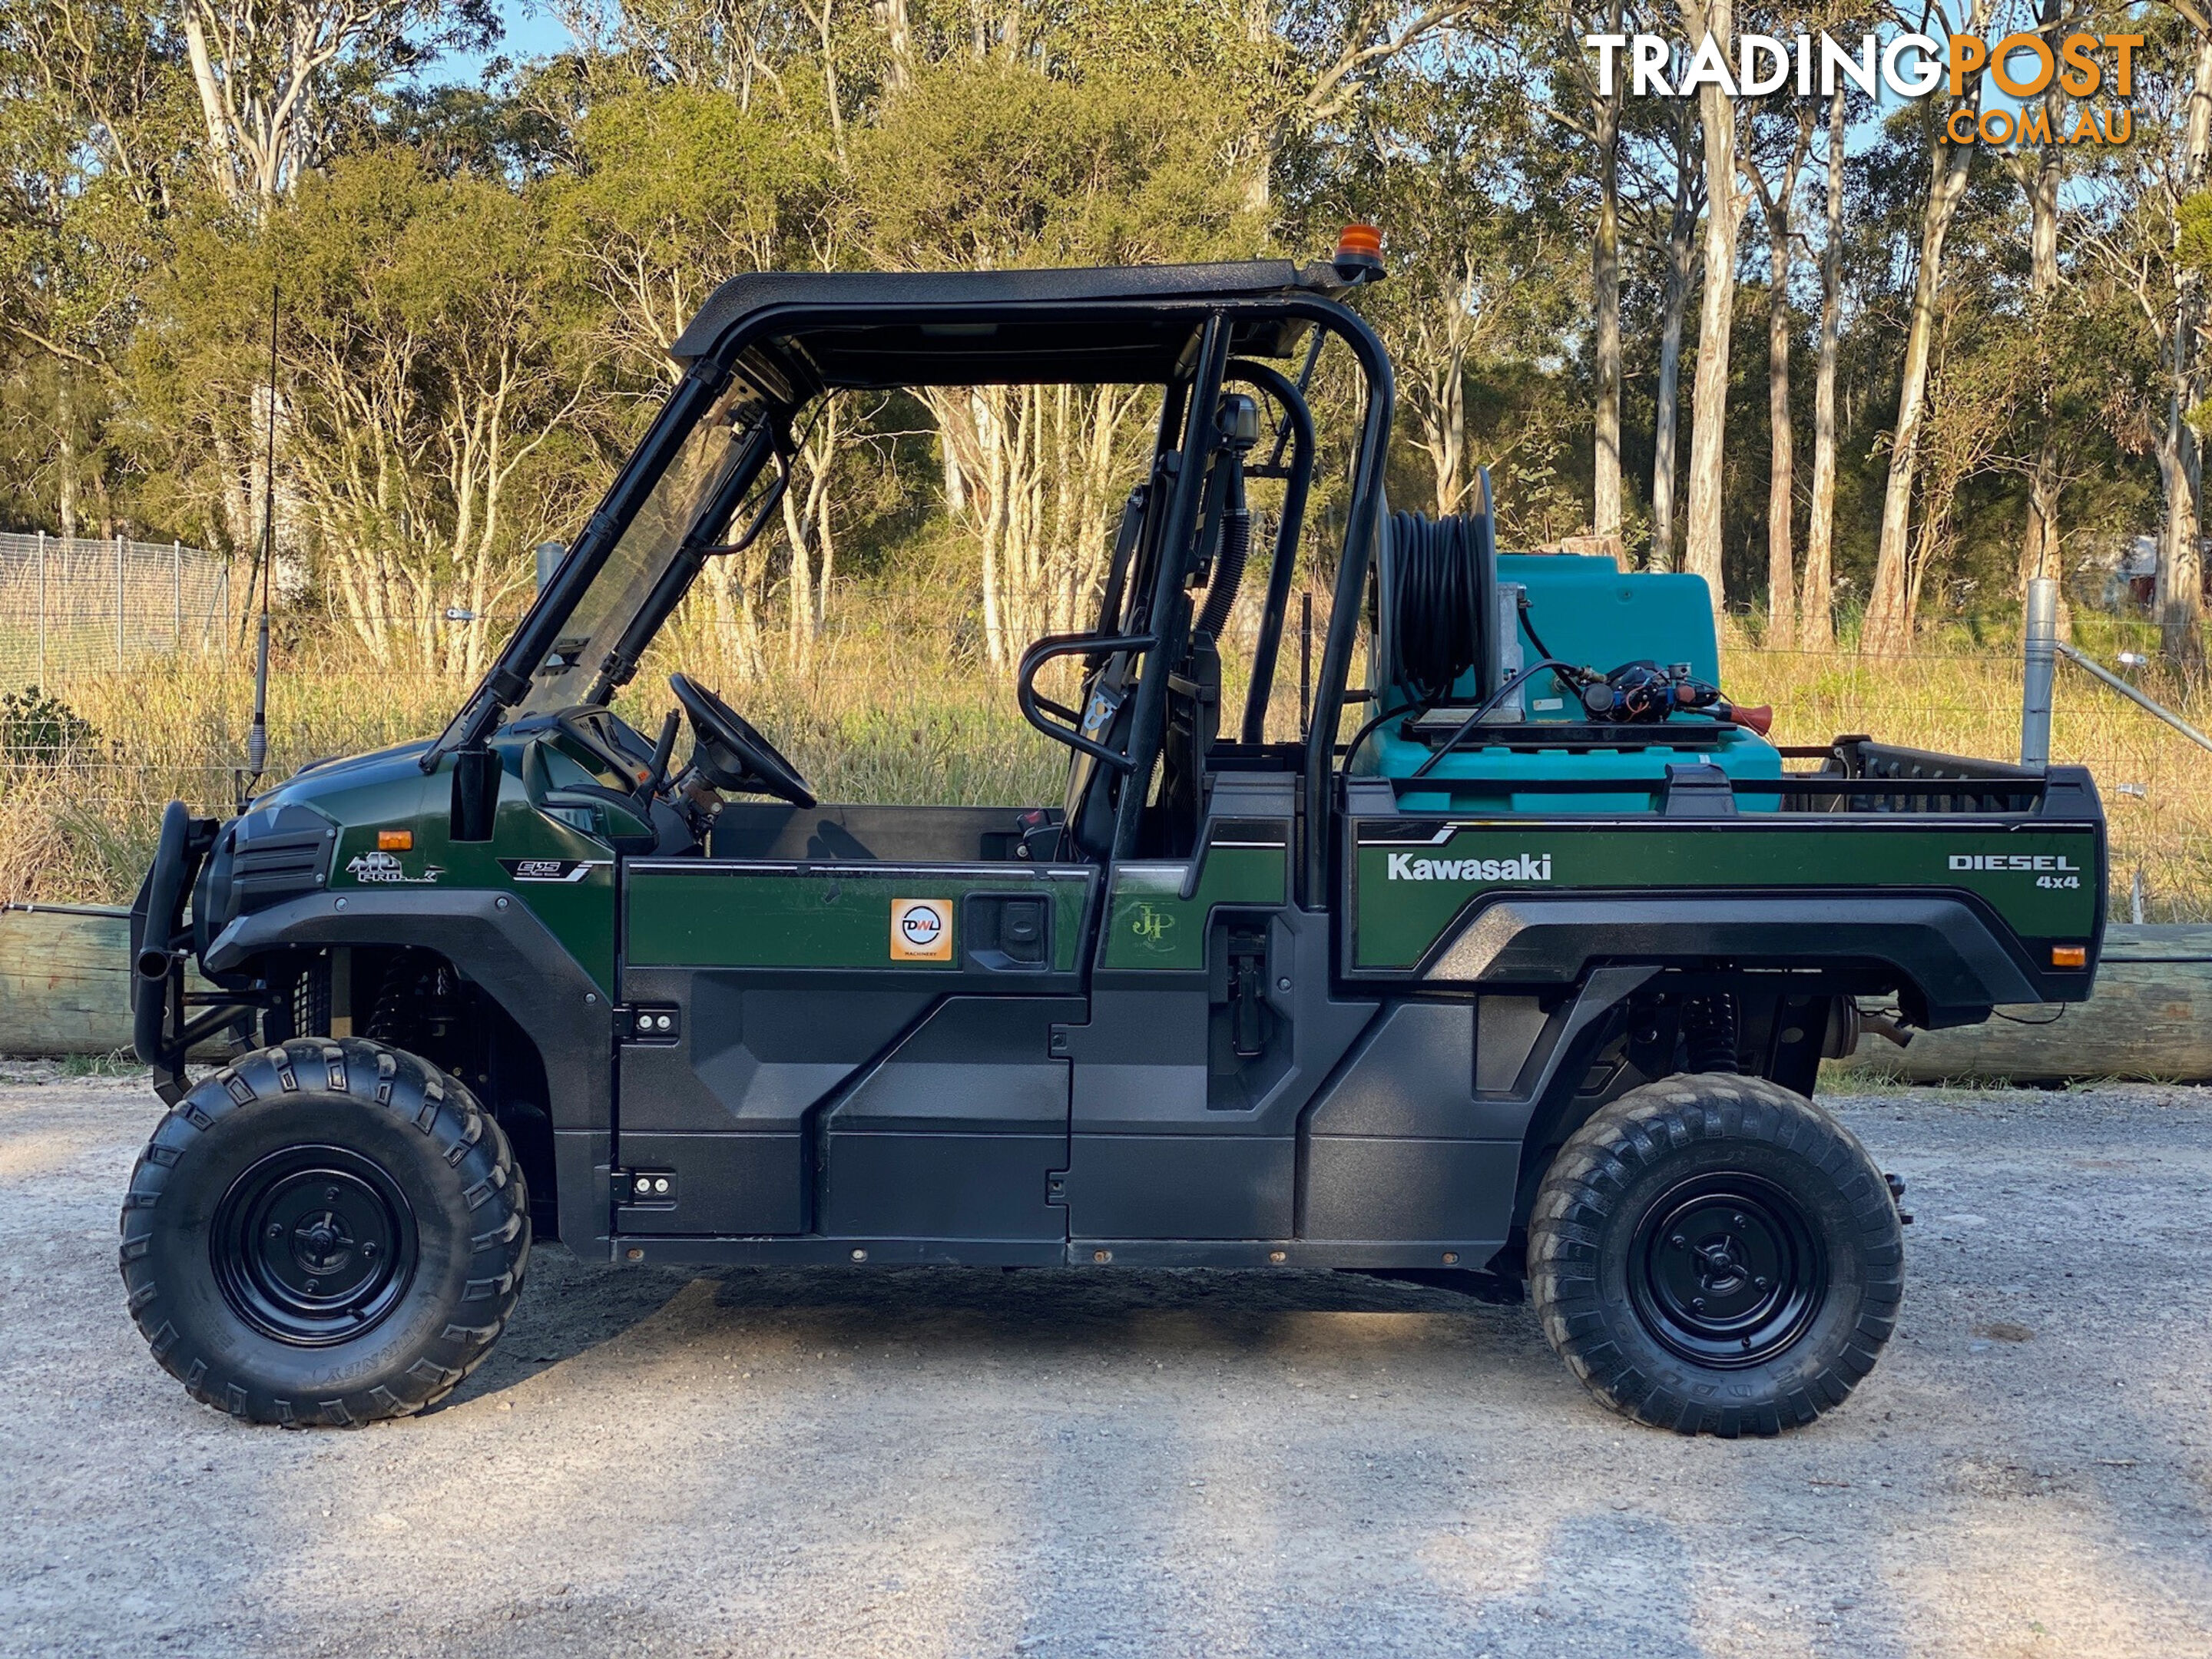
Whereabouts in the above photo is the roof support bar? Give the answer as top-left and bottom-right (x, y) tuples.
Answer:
(1302, 315), (1396, 907)
(1227, 358), (1315, 744)
(1111, 313), (1230, 861)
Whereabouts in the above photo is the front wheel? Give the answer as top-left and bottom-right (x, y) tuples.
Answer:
(120, 1038), (529, 1426)
(1528, 1073), (1902, 1437)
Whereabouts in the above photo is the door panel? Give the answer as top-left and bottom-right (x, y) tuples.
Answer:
(821, 995), (1081, 1240)
(617, 856), (1094, 1240)
(1062, 777), (1325, 1241)
(625, 862), (1091, 978)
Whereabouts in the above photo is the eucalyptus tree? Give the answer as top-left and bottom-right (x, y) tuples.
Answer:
(144, 151), (598, 672)
(0, 0), (199, 537)
(1740, 91), (1816, 642)
(1680, 0), (1746, 618)
(177, 0), (498, 211)
(1616, 86), (1704, 571)
(1800, 57), (1859, 645)
(1339, 51), (1575, 519)
(854, 50), (1261, 667)
(1860, 0), (1994, 656)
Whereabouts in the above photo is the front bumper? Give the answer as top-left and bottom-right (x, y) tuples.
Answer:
(130, 803), (247, 1101)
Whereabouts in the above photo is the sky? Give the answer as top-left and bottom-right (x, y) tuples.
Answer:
(419, 0), (577, 88)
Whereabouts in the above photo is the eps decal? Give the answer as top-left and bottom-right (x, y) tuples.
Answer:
(498, 857), (609, 883)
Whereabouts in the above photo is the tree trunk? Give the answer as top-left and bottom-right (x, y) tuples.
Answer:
(808, 0), (846, 166)
(1409, 296), (1473, 515)
(1681, 0), (1741, 618)
(180, 7), (239, 204)
(882, 0), (911, 92)
(2018, 0), (2066, 598)
(2157, 31), (2212, 668)
(55, 368), (78, 541)
(780, 484), (814, 671)
(1763, 170), (1796, 646)
(2158, 403), (2204, 636)
(1862, 74), (1982, 657)
(1651, 114), (1699, 575)
(1242, 0), (1276, 217)
(1590, 0), (1625, 545)
(1801, 84), (1846, 649)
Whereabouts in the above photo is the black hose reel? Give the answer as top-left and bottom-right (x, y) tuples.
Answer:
(1373, 468), (1502, 704)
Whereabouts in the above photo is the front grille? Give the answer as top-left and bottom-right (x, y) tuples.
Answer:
(230, 814), (335, 908)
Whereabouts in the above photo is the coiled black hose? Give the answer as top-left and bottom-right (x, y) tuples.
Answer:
(1194, 502), (1250, 641)
(1386, 511), (1486, 701)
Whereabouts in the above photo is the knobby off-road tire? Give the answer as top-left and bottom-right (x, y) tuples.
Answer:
(1528, 1072), (1902, 1438)
(119, 1038), (530, 1426)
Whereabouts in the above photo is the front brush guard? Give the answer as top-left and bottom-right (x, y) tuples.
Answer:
(130, 801), (254, 1103)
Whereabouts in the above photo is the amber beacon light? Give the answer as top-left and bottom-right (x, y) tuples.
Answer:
(1334, 223), (1386, 281)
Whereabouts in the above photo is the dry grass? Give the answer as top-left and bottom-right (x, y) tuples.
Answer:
(0, 588), (1067, 905)
(3, 583), (2207, 920)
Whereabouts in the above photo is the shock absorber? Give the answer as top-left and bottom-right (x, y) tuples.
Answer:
(1681, 992), (1740, 1075)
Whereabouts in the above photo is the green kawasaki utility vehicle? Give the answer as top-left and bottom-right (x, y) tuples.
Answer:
(126, 245), (2105, 1436)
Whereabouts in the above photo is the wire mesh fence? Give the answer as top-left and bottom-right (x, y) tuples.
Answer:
(0, 532), (233, 689)
(1, 582), (2209, 919)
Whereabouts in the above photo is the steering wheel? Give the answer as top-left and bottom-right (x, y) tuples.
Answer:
(667, 673), (816, 808)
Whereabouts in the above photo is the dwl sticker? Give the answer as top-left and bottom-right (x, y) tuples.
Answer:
(890, 897), (953, 962)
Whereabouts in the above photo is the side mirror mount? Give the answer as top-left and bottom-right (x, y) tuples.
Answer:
(450, 747), (499, 842)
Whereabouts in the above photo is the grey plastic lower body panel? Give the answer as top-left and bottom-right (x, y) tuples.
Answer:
(608, 1237), (1508, 1269)
(1412, 892), (2041, 1027)
(1062, 1134), (1294, 1240)
(1302, 1136), (1519, 1242)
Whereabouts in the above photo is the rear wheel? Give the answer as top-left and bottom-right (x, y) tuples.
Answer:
(120, 1038), (529, 1426)
(1528, 1072), (1902, 1437)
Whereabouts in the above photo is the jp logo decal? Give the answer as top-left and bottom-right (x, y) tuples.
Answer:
(345, 849), (445, 885)
(890, 897), (953, 961)
(1129, 902), (1176, 949)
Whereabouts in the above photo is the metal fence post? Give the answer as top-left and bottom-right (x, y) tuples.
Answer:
(173, 539), (182, 650)
(35, 528), (46, 688)
(2021, 576), (2058, 767)
(115, 533), (126, 671)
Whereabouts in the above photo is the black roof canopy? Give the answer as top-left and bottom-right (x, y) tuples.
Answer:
(669, 260), (1337, 393)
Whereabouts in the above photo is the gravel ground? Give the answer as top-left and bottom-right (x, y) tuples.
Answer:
(2, 1069), (2209, 1659)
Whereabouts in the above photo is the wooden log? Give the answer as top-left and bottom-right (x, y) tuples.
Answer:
(0, 903), (224, 1058)
(1884, 924), (2212, 1084)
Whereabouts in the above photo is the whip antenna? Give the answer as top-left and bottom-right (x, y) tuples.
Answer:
(240, 286), (277, 808)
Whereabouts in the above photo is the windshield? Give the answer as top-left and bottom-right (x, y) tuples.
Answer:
(516, 378), (763, 717)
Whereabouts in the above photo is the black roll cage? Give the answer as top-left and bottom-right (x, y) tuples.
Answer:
(428, 284), (1395, 909)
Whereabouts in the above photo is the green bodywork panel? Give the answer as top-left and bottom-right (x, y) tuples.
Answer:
(1099, 842), (1289, 972)
(270, 738), (620, 993)
(625, 864), (1093, 972)
(1349, 818), (2102, 973)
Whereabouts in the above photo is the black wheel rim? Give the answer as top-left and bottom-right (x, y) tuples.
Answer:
(211, 1146), (419, 1346)
(1628, 1172), (1827, 1369)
